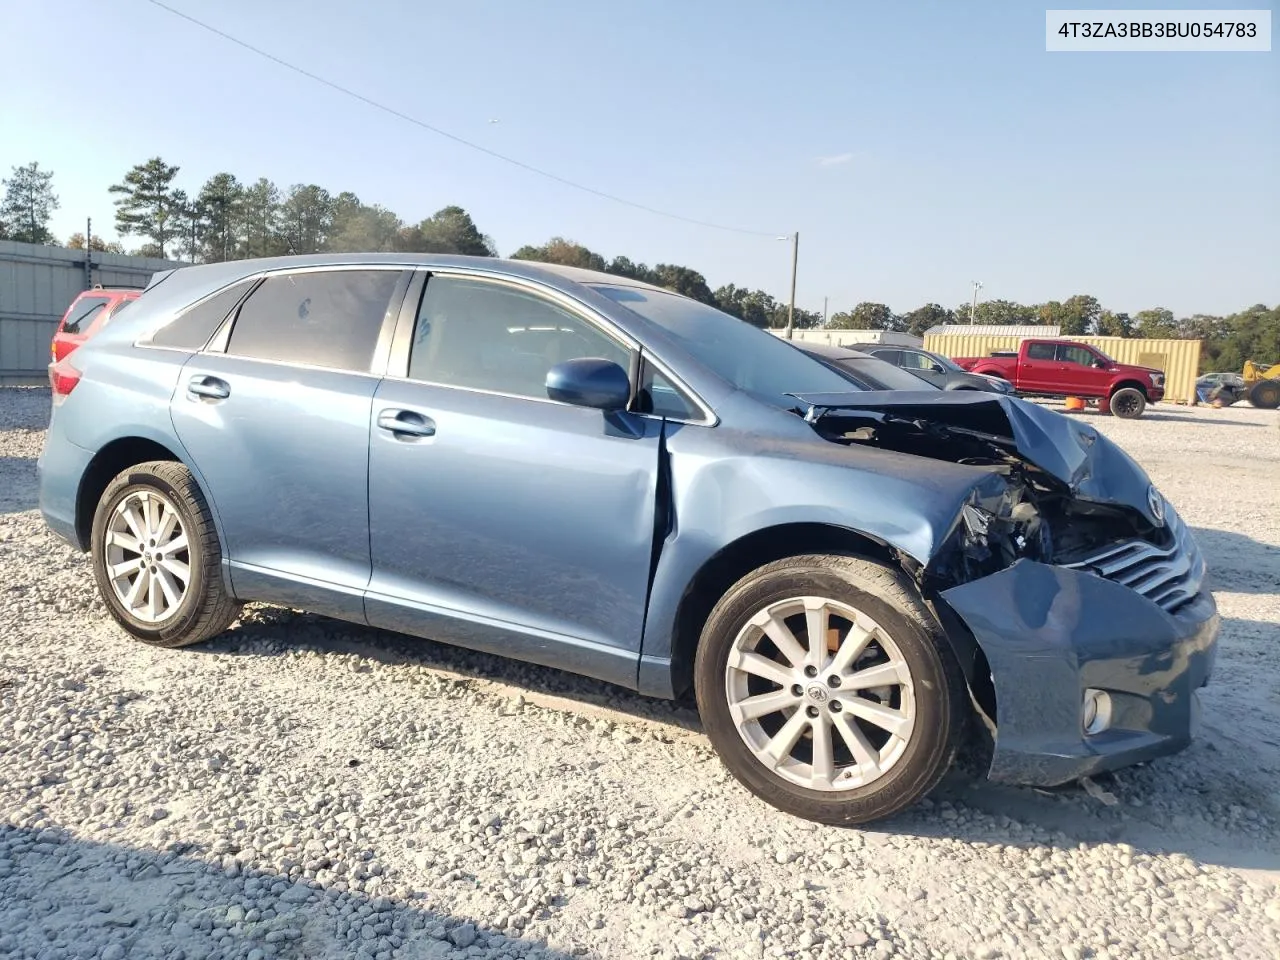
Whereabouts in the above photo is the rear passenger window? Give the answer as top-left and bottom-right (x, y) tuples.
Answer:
(871, 349), (902, 366)
(149, 279), (257, 350)
(62, 297), (109, 335)
(1026, 343), (1056, 360)
(227, 270), (400, 371)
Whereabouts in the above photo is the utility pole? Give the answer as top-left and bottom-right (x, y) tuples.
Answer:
(822, 296), (828, 326)
(84, 217), (92, 289)
(785, 231), (799, 340)
(970, 280), (984, 324)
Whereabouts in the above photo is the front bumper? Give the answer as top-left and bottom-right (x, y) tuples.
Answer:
(941, 559), (1218, 786)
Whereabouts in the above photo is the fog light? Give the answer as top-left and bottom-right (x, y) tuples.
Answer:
(1082, 689), (1113, 735)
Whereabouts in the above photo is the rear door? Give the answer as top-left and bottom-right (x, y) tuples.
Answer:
(169, 267), (408, 619)
(1018, 341), (1059, 392)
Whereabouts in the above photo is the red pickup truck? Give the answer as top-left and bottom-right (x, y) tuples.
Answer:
(953, 339), (1165, 418)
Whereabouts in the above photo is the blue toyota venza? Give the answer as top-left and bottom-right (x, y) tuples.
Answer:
(38, 254), (1218, 824)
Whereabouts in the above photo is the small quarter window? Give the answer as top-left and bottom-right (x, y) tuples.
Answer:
(636, 361), (699, 420)
(150, 279), (257, 350)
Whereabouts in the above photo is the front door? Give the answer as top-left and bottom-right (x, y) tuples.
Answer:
(366, 273), (661, 687)
(1056, 344), (1111, 397)
(170, 267), (406, 619)
(898, 349), (947, 388)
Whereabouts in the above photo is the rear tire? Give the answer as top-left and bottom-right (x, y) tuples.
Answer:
(1109, 387), (1147, 419)
(694, 554), (965, 825)
(90, 461), (241, 647)
(1249, 379), (1280, 410)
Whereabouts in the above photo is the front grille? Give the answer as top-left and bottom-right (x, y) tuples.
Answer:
(1063, 516), (1204, 614)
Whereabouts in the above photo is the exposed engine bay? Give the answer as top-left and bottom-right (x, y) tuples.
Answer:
(805, 406), (1164, 589)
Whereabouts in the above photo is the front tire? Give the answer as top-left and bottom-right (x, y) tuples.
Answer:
(694, 555), (965, 825)
(90, 461), (241, 647)
(1249, 379), (1280, 410)
(1109, 387), (1147, 418)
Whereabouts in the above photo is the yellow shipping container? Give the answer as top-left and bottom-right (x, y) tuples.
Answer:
(923, 334), (1202, 404)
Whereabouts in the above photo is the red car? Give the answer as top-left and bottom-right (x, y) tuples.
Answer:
(50, 288), (141, 365)
(953, 338), (1165, 418)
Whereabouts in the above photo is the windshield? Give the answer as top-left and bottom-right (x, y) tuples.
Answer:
(1093, 346), (1115, 363)
(927, 350), (965, 372)
(827, 356), (941, 391)
(592, 285), (856, 403)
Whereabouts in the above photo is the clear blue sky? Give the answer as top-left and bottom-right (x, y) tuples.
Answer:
(1, 0), (1275, 317)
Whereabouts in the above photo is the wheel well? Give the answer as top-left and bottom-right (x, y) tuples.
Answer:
(667, 523), (895, 698)
(1109, 379), (1148, 399)
(76, 438), (181, 546)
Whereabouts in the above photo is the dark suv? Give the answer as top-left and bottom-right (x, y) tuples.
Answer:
(844, 343), (1013, 393)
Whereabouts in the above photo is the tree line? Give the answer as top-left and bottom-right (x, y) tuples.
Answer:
(1, 158), (1274, 372)
(825, 296), (1279, 376)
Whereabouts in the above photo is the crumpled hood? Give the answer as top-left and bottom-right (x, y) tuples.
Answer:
(789, 390), (1163, 525)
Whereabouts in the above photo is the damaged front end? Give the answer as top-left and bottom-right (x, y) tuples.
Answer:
(793, 391), (1219, 787)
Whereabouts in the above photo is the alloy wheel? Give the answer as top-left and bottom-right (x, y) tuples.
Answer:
(724, 596), (916, 792)
(103, 489), (191, 623)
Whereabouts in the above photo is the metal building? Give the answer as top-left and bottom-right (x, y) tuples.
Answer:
(0, 239), (181, 384)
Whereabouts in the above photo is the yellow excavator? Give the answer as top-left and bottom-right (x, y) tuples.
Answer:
(1243, 360), (1280, 409)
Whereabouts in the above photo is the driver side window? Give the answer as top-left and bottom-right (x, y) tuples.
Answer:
(1057, 345), (1095, 366)
(408, 276), (632, 400)
(899, 351), (934, 370)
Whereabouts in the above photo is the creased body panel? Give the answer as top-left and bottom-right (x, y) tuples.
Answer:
(637, 402), (1000, 696)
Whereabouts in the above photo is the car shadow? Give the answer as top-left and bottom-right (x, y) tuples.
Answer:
(1033, 400), (1267, 427)
(202, 605), (704, 733)
(0, 455), (38, 514)
(199, 606), (1280, 874)
(0, 824), (581, 959)
(1141, 409), (1267, 426)
(1192, 527), (1280, 595)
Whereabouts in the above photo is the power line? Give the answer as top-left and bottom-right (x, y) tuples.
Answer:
(143, 0), (780, 239)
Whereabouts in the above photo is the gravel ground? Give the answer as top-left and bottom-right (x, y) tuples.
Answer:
(2, 387), (1278, 960)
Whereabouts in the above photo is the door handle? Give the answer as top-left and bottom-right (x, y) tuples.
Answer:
(377, 409), (436, 438)
(188, 375), (230, 400)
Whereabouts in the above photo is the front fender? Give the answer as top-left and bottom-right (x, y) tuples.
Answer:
(636, 410), (999, 696)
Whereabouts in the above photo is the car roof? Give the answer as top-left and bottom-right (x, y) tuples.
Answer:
(131, 253), (674, 328)
(74, 287), (140, 297)
(152, 253), (664, 292)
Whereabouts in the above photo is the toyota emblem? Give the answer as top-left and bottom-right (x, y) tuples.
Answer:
(1147, 485), (1166, 526)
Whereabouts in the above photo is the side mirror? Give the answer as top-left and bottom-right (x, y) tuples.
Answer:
(930, 363), (945, 373)
(546, 358), (631, 411)
(1092, 359), (1108, 369)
